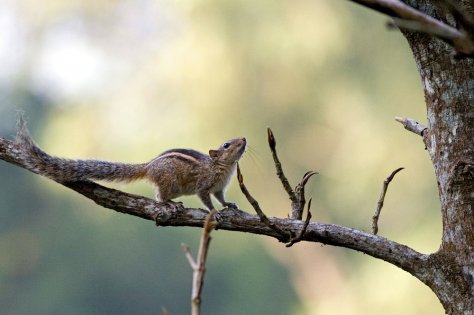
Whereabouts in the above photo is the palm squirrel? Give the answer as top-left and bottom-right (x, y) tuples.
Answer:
(17, 124), (247, 211)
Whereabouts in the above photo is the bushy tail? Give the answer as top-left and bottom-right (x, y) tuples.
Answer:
(15, 115), (147, 183)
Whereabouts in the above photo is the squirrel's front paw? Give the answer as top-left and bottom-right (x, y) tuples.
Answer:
(224, 202), (238, 209)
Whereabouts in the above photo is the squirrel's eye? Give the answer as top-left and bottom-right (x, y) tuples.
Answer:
(223, 143), (230, 149)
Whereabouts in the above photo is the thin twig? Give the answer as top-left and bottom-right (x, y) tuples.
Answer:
(372, 168), (404, 235)
(237, 163), (291, 241)
(286, 199), (313, 247)
(182, 210), (217, 315)
(395, 117), (427, 136)
(267, 128), (298, 205)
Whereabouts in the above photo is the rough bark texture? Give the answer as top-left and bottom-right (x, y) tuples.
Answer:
(401, 1), (474, 314)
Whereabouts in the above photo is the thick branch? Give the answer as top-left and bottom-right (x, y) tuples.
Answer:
(0, 135), (429, 280)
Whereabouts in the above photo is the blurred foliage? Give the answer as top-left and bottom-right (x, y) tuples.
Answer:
(0, 0), (444, 314)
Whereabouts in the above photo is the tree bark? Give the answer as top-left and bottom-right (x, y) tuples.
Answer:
(399, 1), (474, 314)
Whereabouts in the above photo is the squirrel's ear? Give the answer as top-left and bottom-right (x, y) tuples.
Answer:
(209, 150), (219, 159)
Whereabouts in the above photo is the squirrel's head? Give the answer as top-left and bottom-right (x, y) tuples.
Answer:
(209, 137), (247, 164)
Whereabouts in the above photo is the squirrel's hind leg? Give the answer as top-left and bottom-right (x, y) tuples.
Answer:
(154, 187), (183, 209)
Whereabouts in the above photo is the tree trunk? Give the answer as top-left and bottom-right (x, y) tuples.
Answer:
(402, 1), (474, 314)
(0, 1), (473, 314)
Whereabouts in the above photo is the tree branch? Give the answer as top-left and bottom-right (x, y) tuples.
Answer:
(347, 0), (474, 57)
(0, 131), (430, 280)
(439, 0), (474, 35)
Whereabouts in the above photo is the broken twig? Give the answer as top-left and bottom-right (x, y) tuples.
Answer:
(395, 117), (427, 136)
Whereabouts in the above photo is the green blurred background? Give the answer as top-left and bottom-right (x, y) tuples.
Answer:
(0, 0), (444, 314)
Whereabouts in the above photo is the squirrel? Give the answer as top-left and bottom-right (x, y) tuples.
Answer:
(17, 123), (247, 211)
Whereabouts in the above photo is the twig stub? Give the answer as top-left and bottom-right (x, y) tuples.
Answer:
(395, 117), (427, 136)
